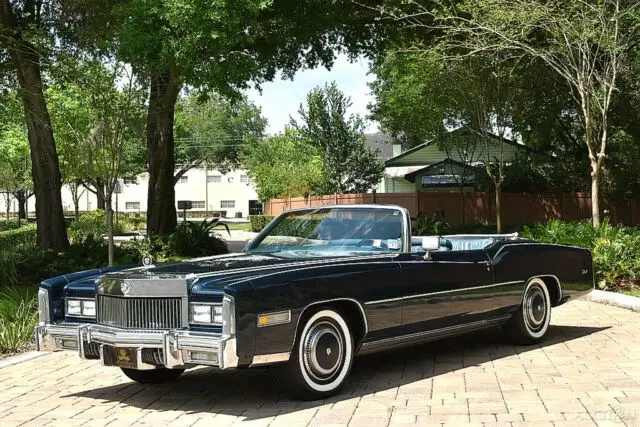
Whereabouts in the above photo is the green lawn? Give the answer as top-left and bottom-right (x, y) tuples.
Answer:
(221, 222), (252, 231)
(621, 289), (640, 297)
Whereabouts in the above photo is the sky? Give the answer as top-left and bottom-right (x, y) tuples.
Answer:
(245, 54), (379, 135)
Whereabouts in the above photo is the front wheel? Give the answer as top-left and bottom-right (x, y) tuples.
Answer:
(281, 309), (354, 400)
(505, 278), (551, 345)
(121, 367), (185, 384)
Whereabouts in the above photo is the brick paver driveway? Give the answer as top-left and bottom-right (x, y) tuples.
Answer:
(1, 300), (639, 427)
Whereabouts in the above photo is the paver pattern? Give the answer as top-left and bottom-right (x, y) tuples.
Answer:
(0, 300), (639, 427)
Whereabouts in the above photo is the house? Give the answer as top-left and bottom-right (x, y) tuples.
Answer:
(378, 127), (529, 193)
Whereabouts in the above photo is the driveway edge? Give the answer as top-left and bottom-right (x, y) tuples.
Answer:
(583, 289), (640, 312)
(0, 351), (44, 369)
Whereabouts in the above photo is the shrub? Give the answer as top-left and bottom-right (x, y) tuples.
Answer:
(412, 213), (451, 235)
(249, 215), (274, 232)
(0, 287), (38, 354)
(0, 225), (37, 250)
(165, 220), (229, 258)
(0, 219), (27, 232)
(68, 210), (127, 242)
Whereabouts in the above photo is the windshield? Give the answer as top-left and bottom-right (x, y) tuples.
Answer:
(246, 207), (404, 258)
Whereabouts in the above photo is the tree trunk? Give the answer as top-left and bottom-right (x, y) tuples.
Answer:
(106, 201), (115, 266)
(15, 190), (26, 220)
(95, 178), (106, 210)
(70, 181), (81, 220)
(146, 68), (181, 235)
(4, 194), (9, 220)
(459, 188), (466, 226)
(495, 184), (502, 234)
(0, 1), (68, 250)
(591, 165), (601, 227)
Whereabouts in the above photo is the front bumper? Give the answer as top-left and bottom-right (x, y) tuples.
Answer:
(35, 323), (238, 370)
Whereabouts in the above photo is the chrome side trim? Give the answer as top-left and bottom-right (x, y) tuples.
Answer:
(362, 315), (512, 348)
(250, 352), (291, 366)
(364, 280), (524, 305)
(291, 298), (369, 350)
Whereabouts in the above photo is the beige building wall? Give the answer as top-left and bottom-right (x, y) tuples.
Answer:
(1, 167), (260, 219)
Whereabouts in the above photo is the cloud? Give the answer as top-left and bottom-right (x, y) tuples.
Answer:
(245, 54), (379, 135)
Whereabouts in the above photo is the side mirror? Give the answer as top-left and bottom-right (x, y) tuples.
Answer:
(422, 236), (440, 260)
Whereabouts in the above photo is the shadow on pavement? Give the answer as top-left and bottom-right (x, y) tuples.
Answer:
(64, 324), (609, 420)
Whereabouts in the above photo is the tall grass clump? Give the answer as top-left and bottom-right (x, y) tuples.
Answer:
(0, 287), (38, 354)
(522, 218), (640, 291)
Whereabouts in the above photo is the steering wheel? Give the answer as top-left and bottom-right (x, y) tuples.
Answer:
(357, 239), (388, 248)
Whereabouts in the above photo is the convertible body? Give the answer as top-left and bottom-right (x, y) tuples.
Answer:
(36, 205), (593, 398)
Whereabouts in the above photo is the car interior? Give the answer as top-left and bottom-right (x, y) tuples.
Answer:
(410, 233), (519, 253)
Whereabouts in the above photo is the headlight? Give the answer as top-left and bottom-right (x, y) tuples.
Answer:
(82, 300), (96, 317)
(190, 303), (223, 325)
(65, 298), (96, 318)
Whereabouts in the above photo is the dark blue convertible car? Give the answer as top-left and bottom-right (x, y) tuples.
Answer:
(36, 205), (593, 399)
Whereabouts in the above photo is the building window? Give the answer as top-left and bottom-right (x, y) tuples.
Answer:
(125, 202), (140, 210)
(178, 176), (188, 184)
(220, 200), (235, 209)
(207, 175), (222, 183)
(191, 201), (205, 209)
(240, 175), (253, 184)
(123, 177), (137, 185)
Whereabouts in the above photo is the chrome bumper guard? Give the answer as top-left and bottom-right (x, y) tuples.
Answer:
(35, 323), (238, 370)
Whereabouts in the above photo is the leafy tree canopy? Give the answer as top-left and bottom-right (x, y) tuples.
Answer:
(242, 128), (325, 201)
(174, 92), (267, 180)
(294, 82), (385, 194)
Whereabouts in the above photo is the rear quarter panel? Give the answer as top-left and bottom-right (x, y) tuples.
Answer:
(487, 242), (594, 316)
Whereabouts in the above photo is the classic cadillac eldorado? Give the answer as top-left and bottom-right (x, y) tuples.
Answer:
(36, 205), (594, 399)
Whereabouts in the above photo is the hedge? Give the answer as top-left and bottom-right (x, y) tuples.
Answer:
(0, 225), (37, 251)
(249, 215), (275, 232)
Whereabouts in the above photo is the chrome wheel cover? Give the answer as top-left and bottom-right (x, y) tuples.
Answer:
(297, 310), (353, 393)
(303, 321), (344, 381)
(522, 279), (551, 338)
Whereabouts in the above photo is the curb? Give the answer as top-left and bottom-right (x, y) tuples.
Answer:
(0, 351), (44, 369)
(583, 289), (640, 312)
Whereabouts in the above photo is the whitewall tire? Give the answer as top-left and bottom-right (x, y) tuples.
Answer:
(282, 309), (354, 400)
(505, 278), (552, 344)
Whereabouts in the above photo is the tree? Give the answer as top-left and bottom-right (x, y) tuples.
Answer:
(174, 93), (267, 181)
(440, 132), (482, 226)
(82, 64), (145, 265)
(384, 0), (640, 226)
(0, 0), (68, 250)
(63, 0), (382, 235)
(370, 51), (516, 231)
(0, 90), (31, 220)
(294, 82), (385, 194)
(242, 128), (325, 201)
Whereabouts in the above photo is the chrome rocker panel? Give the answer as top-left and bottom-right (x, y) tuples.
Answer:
(35, 323), (238, 370)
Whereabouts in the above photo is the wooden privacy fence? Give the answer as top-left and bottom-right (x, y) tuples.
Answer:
(264, 192), (640, 226)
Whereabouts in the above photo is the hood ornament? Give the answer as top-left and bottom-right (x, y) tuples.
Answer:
(143, 255), (153, 267)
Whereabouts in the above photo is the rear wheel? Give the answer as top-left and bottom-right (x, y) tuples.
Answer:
(121, 368), (185, 384)
(281, 309), (354, 400)
(505, 278), (551, 345)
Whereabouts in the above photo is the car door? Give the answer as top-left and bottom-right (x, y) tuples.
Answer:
(397, 249), (496, 337)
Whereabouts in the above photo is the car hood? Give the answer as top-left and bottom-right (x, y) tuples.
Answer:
(67, 252), (395, 297)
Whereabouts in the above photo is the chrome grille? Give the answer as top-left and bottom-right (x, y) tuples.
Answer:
(97, 295), (183, 329)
